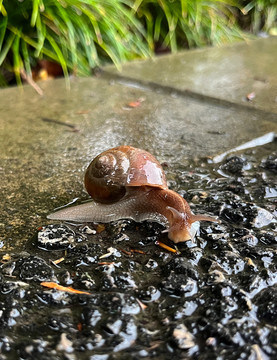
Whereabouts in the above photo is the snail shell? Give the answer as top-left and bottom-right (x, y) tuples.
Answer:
(84, 146), (167, 203)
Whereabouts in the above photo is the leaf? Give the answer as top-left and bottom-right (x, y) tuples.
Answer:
(0, 13), (8, 49)
(21, 40), (31, 76)
(0, 32), (15, 66)
(155, 240), (180, 254)
(31, 0), (40, 27)
(46, 33), (69, 84)
(126, 99), (143, 108)
(40, 282), (91, 295)
(34, 13), (46, 57)
(0, 0), (7, 16)
(12, 33), (22, 85)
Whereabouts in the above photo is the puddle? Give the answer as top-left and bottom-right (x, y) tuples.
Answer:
(212, 132), (276, 163)
(0, 139), (276, 360)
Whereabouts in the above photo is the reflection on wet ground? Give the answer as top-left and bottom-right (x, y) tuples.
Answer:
(0, 138), (276, 359)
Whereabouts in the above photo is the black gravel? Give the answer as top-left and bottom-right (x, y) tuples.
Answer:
(0, 141), (276, 359)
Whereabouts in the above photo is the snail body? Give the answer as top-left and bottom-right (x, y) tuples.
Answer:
(48, 146), (218, 243)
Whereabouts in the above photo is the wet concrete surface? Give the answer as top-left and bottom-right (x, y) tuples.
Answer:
(1, 41), (277, 249)
(0, 139), (276, 360)
(0, 38), (277, 359)
(106, 37), (277, 115)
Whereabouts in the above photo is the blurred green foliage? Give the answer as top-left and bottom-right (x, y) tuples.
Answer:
(0, 0), (148, 85)
(0, 0), (276, 86)
(240, 0), (277, 33)
(133, 0), (243, 51)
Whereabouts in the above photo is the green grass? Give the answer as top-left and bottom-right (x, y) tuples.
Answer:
(0, 0), (149, 85)
(241, 0), (277, 34)
(133, 0), (244, 51)
(0, 1), (276, 86)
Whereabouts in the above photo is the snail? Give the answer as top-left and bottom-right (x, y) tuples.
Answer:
(48, 146), (218, 243)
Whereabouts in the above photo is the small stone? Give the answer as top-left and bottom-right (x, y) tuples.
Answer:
(81, 225), (96, 235)
(106, 319), (122, 335)
(145, 259), (158, 270)
(113, 234), (130, 243)
(206, 337), (217, 347)
(99, 247), (121, 259)
(19, 256), (55, 282)
(252, 207), (276, 228)
(208, 269), (226, 283)
(250, 344), (268, 360)
(220, 156), (246, 174)
(90, 355), (109, 360)
(173, 324), (195, 349)
(256, 288), (277, 324)
(38, 224), (86, 250)
(56, 333), (73, 353)
(261, 153), (277, 172)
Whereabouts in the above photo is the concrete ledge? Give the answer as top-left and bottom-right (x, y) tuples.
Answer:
(0, 38), (276, 249)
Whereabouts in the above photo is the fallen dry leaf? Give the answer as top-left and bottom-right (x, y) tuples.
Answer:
(126, 97), (145, 108)
(52, 257), (65, 265)
(127, 100), (141, 108)
(246, 92), (256, 101)
(156, 240), (180, 254)
(40, 282), (91, 295)
(130, 249), (146, 255)
(96, 224), (106, 233)
(136, 298), (147, 310)
(2, 254), (11, 261)
(120, 249), (132, 256)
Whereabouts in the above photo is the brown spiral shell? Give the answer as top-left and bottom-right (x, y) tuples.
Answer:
(84, 145), (168, 204)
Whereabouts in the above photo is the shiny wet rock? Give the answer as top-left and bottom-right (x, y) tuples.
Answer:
(0, 141), (277, 359)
